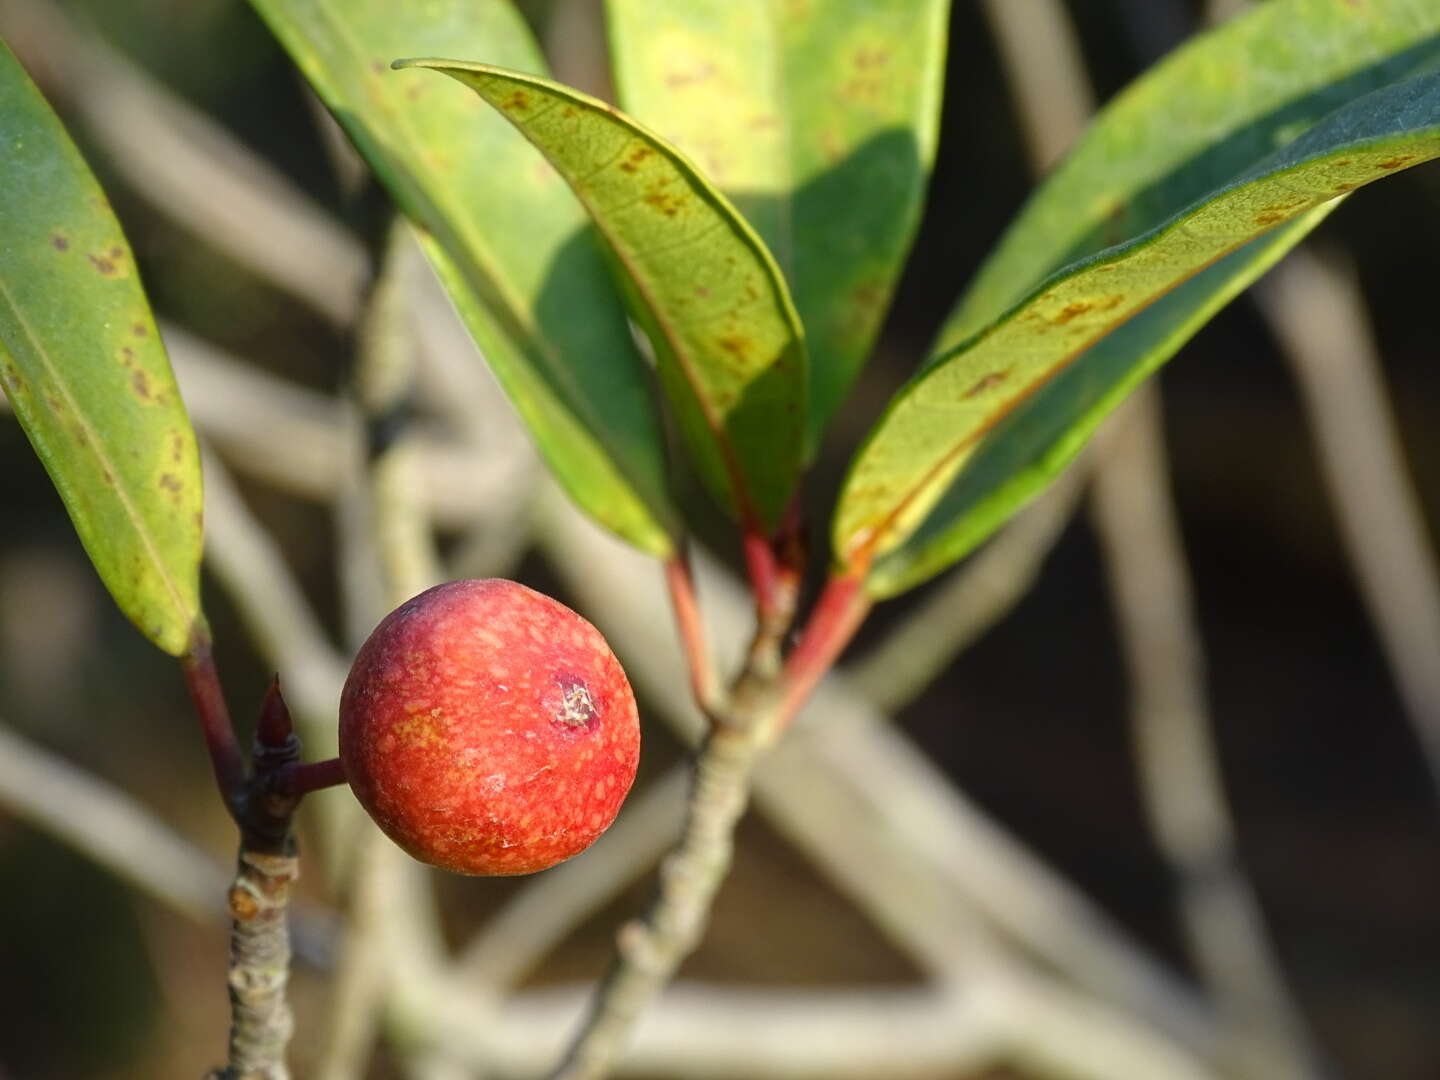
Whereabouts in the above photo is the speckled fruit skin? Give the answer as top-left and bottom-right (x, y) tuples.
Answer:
(339, 579), (640, 875)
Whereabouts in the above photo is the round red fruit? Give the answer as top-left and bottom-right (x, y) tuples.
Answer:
(339, 579), (640, 875)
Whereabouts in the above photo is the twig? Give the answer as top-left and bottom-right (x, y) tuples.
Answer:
(165, 325), (519, 528)
(534, 484), (1219, 1052)
(546, 602), (806, 1077)
(209, 848), (300, 1080)
(546, 528), (862, 1074)
(850, 463), (1088, 713)
(408, 972), (1217, 1080)
(548, 722), (768, 1080)
(1091, 391), (1323, 1080)
(982, 4), (1318, 1076)
(979, 0), (1097, 171)
(665, 554), (721, 715)
(206, 676), (324, 1080)
(1260, 248), (1440, 789)
(457, 767), (689, 994)
(0, 720), (230, 923)
(181, 637), (248, 817)
(200, 448), (349, 753)
(0, 0), (367, 325)
(176, 625), (314, 1079)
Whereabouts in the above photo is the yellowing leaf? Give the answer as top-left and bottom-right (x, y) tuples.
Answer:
(398, 60), (808, 531)
(836, 68), (1440, 581)
(0, 43), (203, 655)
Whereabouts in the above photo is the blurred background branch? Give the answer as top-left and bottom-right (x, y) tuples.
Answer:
(0, 720), (229, 924)
(1260, 249), (1440, 789)
(981, 3), (1321, 1078)
(1091, 392), (1323, 1080)
(0, 0), (1436, 1076)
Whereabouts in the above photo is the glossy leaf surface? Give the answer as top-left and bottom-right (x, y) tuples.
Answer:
(606, 0), (949, 452)
(867, 206), (1332, 596)
(248, 0), (677, 555)
(401, 60), (807, 530)
(0, 42), (203, 655)
(871, 0), (1440, 597)
(945, 0), (1440, 343)
(837, 67), (1440, 585)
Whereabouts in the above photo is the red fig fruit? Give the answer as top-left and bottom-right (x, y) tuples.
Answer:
(339, 579), (640, 875)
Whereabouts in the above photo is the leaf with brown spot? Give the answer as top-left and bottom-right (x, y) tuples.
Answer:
(850, 2), (1440, 597)
(942, 0), (1440, 348)
(248, 0), (678, 557)
(840, 63), (1440, 596)
(606, 0), (950, 453)
(398, 60), (807, 529)
(0, 43), (203, 656)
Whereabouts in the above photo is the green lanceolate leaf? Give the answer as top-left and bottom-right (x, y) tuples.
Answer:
(398, 60), (807, 532)
(605, 0), (949, 453)
(247, 0), (676, 557)
(0, 42), (203, 655)
(944, 0), (1440, 345)
(846, 0), (1440, 595)
(866, 206), (1334, 596)
(868, 0), (1440, 597)
(835, 67), (1440, 585)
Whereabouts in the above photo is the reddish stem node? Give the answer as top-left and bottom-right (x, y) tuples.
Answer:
(778, 571), (873, 728)
(181, 636), (247, 818)
(665, 552), (720, 713)
(741, 528), (781, 622)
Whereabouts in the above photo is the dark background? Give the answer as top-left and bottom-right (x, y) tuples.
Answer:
(1, 0), (1437, 1076)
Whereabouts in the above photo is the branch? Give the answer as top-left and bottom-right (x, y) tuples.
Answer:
(0, 720), (229, 923)
(979, 0), (1096, 171)
(547, 720), (768, 1080)
(209, 848), (300, 1080)
(457, 767), (688, 994)
(981, 4), (1309, 1074)
(405, 972), (1217, 1080)
(1260, 248), (1440, 789)
(1091, 391), (1323, 1080)
(534, 484), (1218, 1051)
(166, 326), (521, 528)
